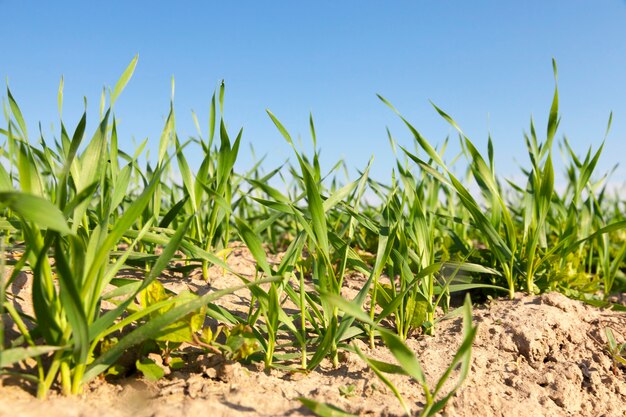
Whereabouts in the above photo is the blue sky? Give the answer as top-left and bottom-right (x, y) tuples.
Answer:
(2, 1), (626, 185)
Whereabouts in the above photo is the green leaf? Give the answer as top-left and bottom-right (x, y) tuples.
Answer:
(236, 218), (272, 276)
(158, 196), (189, 228)
(111, 54), (138, 107)
(363, 357), (408, 375)
(82, 168), (164, 293)
(323, 293), (373, 326)
(17, 143), (42, 196)
(0, 191), (71, 234)
(298, 398), (358, 417)
(58, 76), (64, 118)
(73, 109), (110, 201)
(307, 316), (337, 370)
(135, 357), (165, 381)
(175, 137), (198, 215)
(7, 88), (28, 140)
(209, 90), (217, 147)
(0, 162), (12, 191)
(158, 105), (175, 166)
(266, 110), (294, 146)
(379, 330), (427, 385)
(405, 297), (428, 329)
(0, 346), (63, 367)
(109, 163), (132, 212)
(54, 238), (89, 363)
(89, 217), (193, 340)
(547, 58), (559, 145)
(83, 277), (280, 383)
(301, 161), (329, 256)
(139, 281), (169, 311)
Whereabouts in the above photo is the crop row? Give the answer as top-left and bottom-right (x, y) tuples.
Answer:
(1, 57), (624, 416)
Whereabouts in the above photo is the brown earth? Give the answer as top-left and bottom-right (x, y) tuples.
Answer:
(1, 247), (625, 417)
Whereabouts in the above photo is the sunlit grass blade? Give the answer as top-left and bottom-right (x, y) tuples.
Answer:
(0, 346), (63, 368)
(0, 192), (71, 234)
(110, 54), (138, 107)
(298, 397), (359, 417)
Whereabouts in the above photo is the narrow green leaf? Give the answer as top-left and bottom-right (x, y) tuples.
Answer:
(547, 58), (559, 144)
(266, 110), (294, 146)
(111, 54), (138, 107)
(58, 76), (64, 118)
(379, 330), (427, 385)
(54, 238), (89, 362)
(298, 398), (358, 417)
(208, 91), (217, 147)
(301, 160), (329, 257)
(236, 218), (272, 276)
(7, 88), (28, 140)
(0, 192), (71, 234)
(219, 80), (225, 115)
(0, 346), (63, 367)
(0, 163), (12, 191)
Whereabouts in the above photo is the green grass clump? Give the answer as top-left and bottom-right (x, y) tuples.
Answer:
(1, 56), (625, 415)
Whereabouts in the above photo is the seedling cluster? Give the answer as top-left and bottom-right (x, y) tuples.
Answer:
(1, 57), (624, 416)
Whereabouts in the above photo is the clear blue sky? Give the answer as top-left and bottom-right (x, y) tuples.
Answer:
(2, 1), (626, 186)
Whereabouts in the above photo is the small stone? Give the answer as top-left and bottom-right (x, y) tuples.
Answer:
(287, 371), (307, 381)
(147, 353), (170, 376)
(204, 367), (218, 379)
(216, 360), (244, 382)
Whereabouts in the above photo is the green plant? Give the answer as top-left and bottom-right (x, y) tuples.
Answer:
(300, 293), (477, 417)
(197, 323), (260, 361)
(175, 81), (242, 280)
(1, 58), (625, 411)
(378, 60), (626, 300)
(0, 57), (273, 397)
(605, 328), (626, 375)
(338, 384), (356, 398)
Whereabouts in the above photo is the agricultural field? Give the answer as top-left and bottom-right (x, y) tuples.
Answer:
(1, 58), (625, 417)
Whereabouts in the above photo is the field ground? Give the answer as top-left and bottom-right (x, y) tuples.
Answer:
(2, 247), (625, 417)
